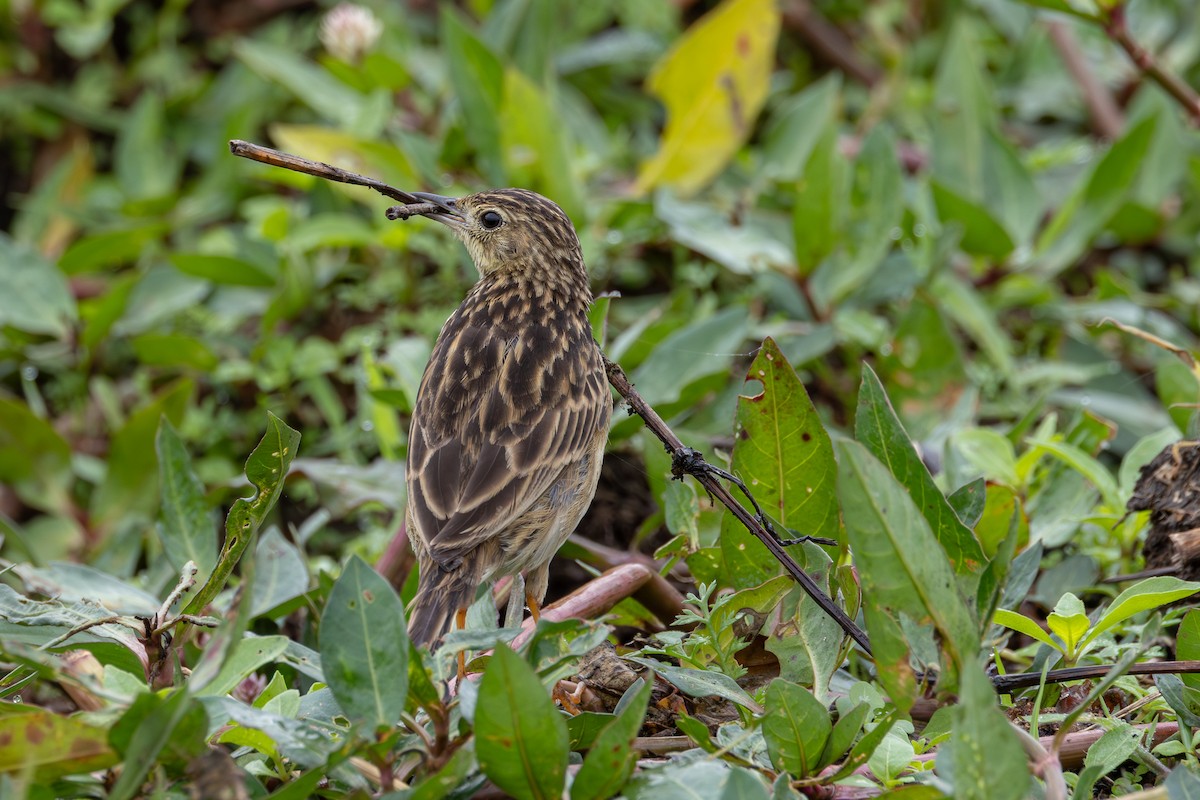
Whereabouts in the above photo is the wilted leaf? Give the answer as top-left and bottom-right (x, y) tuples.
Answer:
(635, 0), (780, 195)
(0, 707), (116, 780)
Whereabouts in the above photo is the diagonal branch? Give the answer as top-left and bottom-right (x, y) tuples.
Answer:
(1103, 4), (1200, 126)
(1046, 20), (1125, 139)
(603, 357), (872, 655)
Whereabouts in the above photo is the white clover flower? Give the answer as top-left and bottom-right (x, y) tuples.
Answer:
(319, 3), (382, 63)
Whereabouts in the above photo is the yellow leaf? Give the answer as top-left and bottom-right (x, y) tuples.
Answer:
(635, 0), (780, 197)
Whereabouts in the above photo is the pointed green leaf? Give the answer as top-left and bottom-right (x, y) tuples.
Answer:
(836, 440), (978, 710)
(571, 679), (651, 800)
(475, 646), (568, 800)
(1082, 576), (1200, 650)
(939, 666), (1029, 800)
(184, 412), (300, 616)
(319, 556), (408, 731)
(992, 609), (1059, 652)
(156, 420), (217, 586)
(722, 337), (838, 588)
(855, 365), (985, 573)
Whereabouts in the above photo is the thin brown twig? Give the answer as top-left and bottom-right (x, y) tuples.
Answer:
(603, 356), (872, 655)
(992, 659), (1200, 693)
(1104, 4), (1200, 126)
(781, 0), (881, 87)
(228, 140), (427, 205)
(1046, 20), (1125, 139)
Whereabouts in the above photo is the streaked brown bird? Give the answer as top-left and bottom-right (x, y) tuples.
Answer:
(398, 188), (612, 649)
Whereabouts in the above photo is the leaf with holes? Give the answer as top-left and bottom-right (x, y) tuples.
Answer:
(319, 555), (408, 731)
(184, 412), (300, 616)
(721, 337), (838, 589)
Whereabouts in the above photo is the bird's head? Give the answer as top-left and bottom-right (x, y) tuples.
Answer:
(399, 188), (584, 281)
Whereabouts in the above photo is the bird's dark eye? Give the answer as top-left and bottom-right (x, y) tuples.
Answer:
(480, 210), (503, 230)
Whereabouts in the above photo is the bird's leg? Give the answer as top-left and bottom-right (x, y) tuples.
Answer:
(504, 574), (527, 628)
(455, 608), (467, 683)
(526, 591), (541, 623)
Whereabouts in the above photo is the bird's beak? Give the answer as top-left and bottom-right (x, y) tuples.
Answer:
(408, 191), (465, 227)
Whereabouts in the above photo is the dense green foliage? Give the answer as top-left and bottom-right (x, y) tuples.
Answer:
(3, 0), (1200, 797)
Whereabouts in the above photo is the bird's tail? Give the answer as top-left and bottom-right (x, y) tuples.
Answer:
(406, 569), (476, 649)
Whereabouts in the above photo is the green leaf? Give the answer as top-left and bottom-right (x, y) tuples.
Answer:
(624, 756), (767, 799)
(441, 9), (506, 184)
(319, 555), (408, 730)
(626, 657), (761, 712)
(628, 306), (749, 410)
(500, 68), (585, 224)
(0, 397), (72, 510)
(155, 420), (217, 587)
(1025, 436), (1121, 510)
(169, 253), (276, 287)
(823, 701), (870, 766)
(0, 234), (77, 337)
(1082, 576), (1200, 650)
(836, 440), (979, 711)
(1156, 674), (1200, 729)
(1036, 113), (1158, 275)
(931, 273), (1014, 378)
(855, 365), (985, 573)
(251, 528), (309, 618)
(945, 479), (984, 527)
(113, 92), (177, 200)
(57, 223), (169, 274)
(792, 118), (843, 276)
(1178, 610), (1200, 691)
(571, 679), (651, 800)
(822, 124), (904, 303)
(975, 506), (1020, 632)
(184, 412), (301, 616)
(635, 0), (780, 195)
(939, 665), (1029, 800)
(992, 608), (1060, 652)
(234, 39), (366, 127)
(825, 707), (900, 781)
(762, 74), (841, 181)
(131, 333), (219, 371)
(1073, 723), (1140, 800)
(91, 379), (194, 534)
(931, 19), (993, 201)
(475, 645), (569, 800)
(765, 579), (843, 703)
(1046, 592), (1089, 658)
(196, 635), (290, 698)
(721, 338), (838, 589)
(761, 679), (833, 777)
(948, 428), (1019, 486)
(930, 181), (1014, 260)
(108, 689), (208, 800)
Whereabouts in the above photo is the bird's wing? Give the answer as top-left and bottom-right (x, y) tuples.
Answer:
(406, 315), (610, 569)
